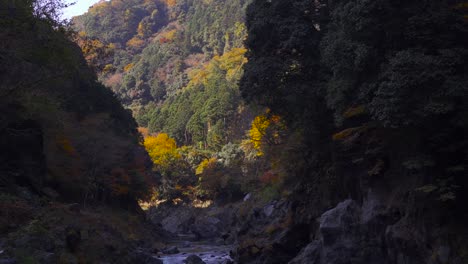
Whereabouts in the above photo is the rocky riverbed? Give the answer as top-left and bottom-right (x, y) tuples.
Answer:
(158, 240), (234, 264)
(146, 202), (238, 264)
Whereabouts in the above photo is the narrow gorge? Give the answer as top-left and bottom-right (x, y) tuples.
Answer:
(1, 0), (467, 264)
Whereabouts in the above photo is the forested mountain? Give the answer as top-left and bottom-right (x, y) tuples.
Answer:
(73, 0), (264, 203)
(73, 0), (252, 147)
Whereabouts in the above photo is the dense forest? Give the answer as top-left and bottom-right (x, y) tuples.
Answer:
(73, 0), (251, 146)
(0, 0), (161, 263)
(235, 0), (468, 263)
(72, 0), (270, 204)
(1, 0), (467, 263)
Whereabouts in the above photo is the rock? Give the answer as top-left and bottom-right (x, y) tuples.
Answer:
(288, 241), (321, 264)
(162, 246), (179, 254)
(436, 245), (450, 263)
(361, 189), (386, 225)
(129, 250), (163, 264)
(319, 199), (360, 246)
(151, 242), (165, 254)
(16, 187), (35, 202)
(243, 193), (251, 202)
(42, 187), (59, 199)
(0, 259), (17, 264)
(192, 216), (222, 239)
(58, 252), (79, 264)
(385, 219), (424, 264)
(221, 233), (230, 240)
(149, 204), (195, 234)
(161, 214), (190, 233)
(287, 198), (400, 264)
(263, 203), (275, 217)
(13, 233), (55, 252)
(183, 254), (206, 264)
(147, 257), (163, 264)
(67, 203), (81, 213)
(65, 225), (81, 252)
(215, 238), (225, 245)
(181, 241), (191, 248)
(37, 252), (57, 264)
(13, 235), (32, 248)
(221, 233), (235, 244)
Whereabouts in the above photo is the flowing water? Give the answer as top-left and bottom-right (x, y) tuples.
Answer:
(157, 235), (234, 264)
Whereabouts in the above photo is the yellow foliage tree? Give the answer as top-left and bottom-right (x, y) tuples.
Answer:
(144, 133), (180, 166)
(248, 113), (285, 156)
(196, 158), (217, 175)
(143, 133), (195, 200)
(218, 47), (247, 81)
(187, 47), (247, 87)
(249, 115), (270, 152)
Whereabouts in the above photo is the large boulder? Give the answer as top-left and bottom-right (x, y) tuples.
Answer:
(129, 250), (163, 264)
(385, 219), (426, 264)
(148, 204), (195, 234)
(162, 246), (180, 254)
(319, 199), (360, 246)
(290, 199), (384, 264)
(192, 216), (222, 239)
(234, 200), (308, 264)
(288, 192), (438, 264)
(288, 241), (321, 264)
(190, 205), (239, 240)
(183, 254), (206, 264)
(148, 202), (240, 241)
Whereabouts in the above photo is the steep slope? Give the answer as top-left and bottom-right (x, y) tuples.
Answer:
(0, 3), (154, 206)
(0, 1), (162, 263)
(73, 0), (251, 146)
(73, 0), (265, 203)
(235, 0), (468, 263)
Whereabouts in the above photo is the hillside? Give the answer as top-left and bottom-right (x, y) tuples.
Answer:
(73, 0), (252, 146)
(73, 0), (266, 204)
(0, 1), (162, 262)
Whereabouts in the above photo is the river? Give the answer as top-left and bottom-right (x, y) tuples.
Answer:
(157, 235), (234, 264)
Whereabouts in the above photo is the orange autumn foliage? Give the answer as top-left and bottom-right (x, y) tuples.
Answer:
(126, 37), (145, 50)
(163, 0), (177, 7)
